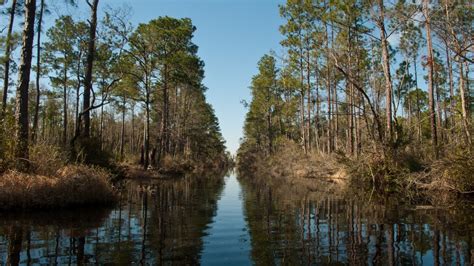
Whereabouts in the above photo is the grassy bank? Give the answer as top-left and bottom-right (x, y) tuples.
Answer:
(237, 141), (473, 203)
(0, 143), (118, 210)
(0, 165), (117, 210)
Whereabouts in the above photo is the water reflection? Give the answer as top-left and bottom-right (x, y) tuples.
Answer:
(0, 174), (225, 265)
(239, 176), (474, 265)
(1, 173), (473, 265)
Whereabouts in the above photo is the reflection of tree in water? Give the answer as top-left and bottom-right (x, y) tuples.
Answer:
(0, 174), (225, 265)
(239, 176), (474, 265)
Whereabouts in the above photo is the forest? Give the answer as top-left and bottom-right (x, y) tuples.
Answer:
(0, 0), (229, 209)
(237, 0), (473, 197)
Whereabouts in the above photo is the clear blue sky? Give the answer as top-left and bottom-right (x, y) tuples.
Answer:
(82, 0), (286, 154)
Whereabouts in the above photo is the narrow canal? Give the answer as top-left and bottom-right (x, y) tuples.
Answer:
(0, 173), (473, 265)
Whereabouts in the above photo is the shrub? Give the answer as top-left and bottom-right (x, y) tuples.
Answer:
(420, 150), (474, 194)
(29, 142), (68, 176)
(160, 155), (194, 176)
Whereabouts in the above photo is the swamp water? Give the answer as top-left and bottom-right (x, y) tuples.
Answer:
(0, 173), (473, 265)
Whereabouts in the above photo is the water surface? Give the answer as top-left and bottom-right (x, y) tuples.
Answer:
(0, 173), (472, 265)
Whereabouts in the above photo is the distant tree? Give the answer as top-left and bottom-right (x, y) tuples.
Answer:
(43, 15), (76, 145)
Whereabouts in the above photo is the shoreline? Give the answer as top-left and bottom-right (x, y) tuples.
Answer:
(237, 144), (474, 205)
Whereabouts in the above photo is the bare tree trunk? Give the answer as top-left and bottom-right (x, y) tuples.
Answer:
(32, 0), (45, 143)
(334, 82), (339, 150)
(300, 90), (306, 153)
(2, 0), (17, 115)
(99, 102), (104, 149)
(14, 0), (36, 171)
(377, 0), (393, 142)
(299, 45), (307, 153)
(306, 49), (312, 152)
(82, 0), (99, 137)
(327, 67), (333, 153)
(459, 62), (472, 144)
(443, 0), (456, 140)
(413, 54), (422, 143)
(314, 63), (321, 152)
(63, 69), (68, 145)
(160, 64), (170, 161)
(131, 103), (135, 154)
(143, 88), (150, 169)
(435, 82), (443, 143)
(120, 96), (126, 160)
(445, 42), (456, 138)
(74, 51), (82, 134)
(423, 0), (439, 158)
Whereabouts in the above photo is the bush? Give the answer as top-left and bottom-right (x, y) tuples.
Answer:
(160, 155), (194, 176)
(29, 142), (68, 176)
(0, 164), (117, 210)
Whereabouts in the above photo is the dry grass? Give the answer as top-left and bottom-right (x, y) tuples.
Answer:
(0, 165), (117, 210)
(29, 142), (68, 176)
(238, 140), (349, 194)
(408, 150), (474, 195)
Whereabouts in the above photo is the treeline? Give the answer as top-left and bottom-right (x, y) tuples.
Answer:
(239, 0), (472, 165)
(0, 0), (228, 172)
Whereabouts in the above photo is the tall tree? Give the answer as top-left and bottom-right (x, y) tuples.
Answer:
(423, 0), (438, 158)
(2, 0), (20, 115)
(14, 0), (36, 170)
(31, 0), (44, 143)
(82, 0), (99, 137)
(43, 15), (76, 145)
(374, 0), (393, 141)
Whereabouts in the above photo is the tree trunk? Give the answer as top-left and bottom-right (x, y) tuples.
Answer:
(299, 45), (306, 153)
(63, 68), (68, 145)
(435, 82), (443, 143)
(314, 63), (321, 152)
(82, 0), (99, 137)
(32, 0), (44, 143)
(445, 42), (456, 137)
(377, 0), (393, 142)
(160, 64), (170, 160)
(459, 62), (472, 144)
(414, 54), (422, 142)
(143, 98), (150, 170)
(131, 103), (135, 154)
(326, 38), (333, 153)
(14, 0), (36, 171)
(423, 0), (439, 158)
(120, 96), (126, 160)
(74, 51), (82, 134)
(306, 49), (312, 152)
(2, 0), (17, 115)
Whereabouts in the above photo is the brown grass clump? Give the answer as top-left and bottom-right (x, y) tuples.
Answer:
(0, 165), (117, 210)
(409, 150), (474, 195)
